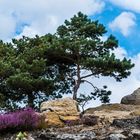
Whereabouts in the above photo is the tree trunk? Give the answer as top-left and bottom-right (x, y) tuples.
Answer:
(73, 80), (80, 100)
(27, 93), (34, 108)
(73, 62), (81, 100)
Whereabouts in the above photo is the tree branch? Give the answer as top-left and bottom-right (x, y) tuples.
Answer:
(81, 79), (98, 90)
(80, 73), (94, 79)
(48, 52), (76, 64)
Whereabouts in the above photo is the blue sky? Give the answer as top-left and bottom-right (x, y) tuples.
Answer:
(93, 1), (140, 56)
(1, 0), (140, 107)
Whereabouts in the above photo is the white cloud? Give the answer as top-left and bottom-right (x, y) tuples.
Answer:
(16, 26), (40, 39)
(109, 12), (136, 36)
(0, 0), (105, 40)
(109, 0), (140, 13)
(113, 46), (127, 59)
(131, 54), (140, 81)
(107, 52), (140, 104)
(78, 46), (140, 109)
(0, 14), (16, 40)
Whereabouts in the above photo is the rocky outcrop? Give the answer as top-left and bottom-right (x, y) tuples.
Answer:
(121, 87), (140, 105)
(3, 117), (140, 140)
(40, 98), (80, 127)
(40, 111), (65, 127)
(85, 103), (140, 124)
(112, 116), (140, 129)
(3, 103), (140, 140)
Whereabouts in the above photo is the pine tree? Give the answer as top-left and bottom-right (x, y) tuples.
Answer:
(47, 12), (134, 102)
(0, 36), (64, 110)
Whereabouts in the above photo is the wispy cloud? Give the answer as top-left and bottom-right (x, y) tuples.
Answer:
(109, 12), (136, 36)
(83, 47), (140, 108)
(109, 0), (140, 13)
(0, 0), (105, 40)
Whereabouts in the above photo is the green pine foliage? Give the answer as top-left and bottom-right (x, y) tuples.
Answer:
(0, 36), (68, 110)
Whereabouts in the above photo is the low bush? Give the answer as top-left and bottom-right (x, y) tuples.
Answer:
(64, 115), (99, 126)
(81, 115), (99, 126)
(0, 108), (40, 134)
(65, 119), (81, 126)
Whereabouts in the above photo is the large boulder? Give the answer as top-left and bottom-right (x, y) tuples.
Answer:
(121, 88), (140, 105)
(40, 98), (80, 127)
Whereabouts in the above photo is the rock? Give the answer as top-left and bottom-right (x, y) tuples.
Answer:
(121, 88), (140, 105)
(25, 134), (35, 140)
(84, 103), (140, 128)
(84, 109), (132, 127)
(131, 129), (140, 139)
(81, 115), (99, 126)
(40, 97), (79, 114)
(4, 103), (140, 139)
(85, 103), (140, 113)
(108, 133), (127, 140)
(34, 130), (96, 140)
(112, 117), (140, 129)
(40, 98), (80, 127)
(56, 131), (96, 140)
(130, 110), (140, 116)
(41, 111), (65, 127)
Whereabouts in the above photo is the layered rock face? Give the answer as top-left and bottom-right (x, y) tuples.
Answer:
(121, 88), (140, 105)
(85, 103), (140, 123)
(38, 103), (140, 139)
(39, 98), (80, 127)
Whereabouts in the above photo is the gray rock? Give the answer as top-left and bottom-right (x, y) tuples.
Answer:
(121, 88), (140, 105)
(56, 131), (96, 140)
(36, 130), (96, 140)
(108, 133), (126, 140)
(131, 129), (140, 139)
(112, 116), (140, 129)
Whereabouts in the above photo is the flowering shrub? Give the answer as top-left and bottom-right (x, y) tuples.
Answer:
(0, 108), (40, 133)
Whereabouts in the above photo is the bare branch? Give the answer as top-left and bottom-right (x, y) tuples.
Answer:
(81, 79), (98, 90)
(80, 73), (95, 79)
